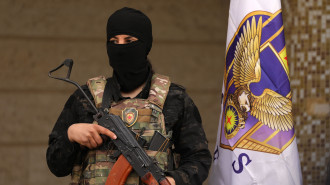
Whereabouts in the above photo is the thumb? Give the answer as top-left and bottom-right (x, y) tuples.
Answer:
(95, 124), (117, 139)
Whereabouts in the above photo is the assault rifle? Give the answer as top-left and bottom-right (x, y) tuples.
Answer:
(49, 59), (171, 185)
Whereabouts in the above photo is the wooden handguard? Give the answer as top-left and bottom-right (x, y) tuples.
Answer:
(106, 155), (133, 185)
(106, 154), (171, 185)
(141, 172), (171, 185)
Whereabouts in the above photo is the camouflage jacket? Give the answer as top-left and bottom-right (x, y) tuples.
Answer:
(46, 73), (212, 185)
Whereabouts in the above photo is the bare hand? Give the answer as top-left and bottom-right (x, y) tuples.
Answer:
(166, 176), (176, 185)
(67, 123), (117, 149)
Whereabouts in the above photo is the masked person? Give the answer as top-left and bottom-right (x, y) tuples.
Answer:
(46, 7), (212, 185)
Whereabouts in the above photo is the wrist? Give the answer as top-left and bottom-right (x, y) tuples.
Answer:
(67, 125), (74, 142)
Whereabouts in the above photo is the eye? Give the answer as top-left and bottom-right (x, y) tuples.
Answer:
(109, 38), (118, 44)
(125, 38), (137, 43)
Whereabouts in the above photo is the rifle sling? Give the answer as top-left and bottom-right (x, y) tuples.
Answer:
(101, 78), (120, 111)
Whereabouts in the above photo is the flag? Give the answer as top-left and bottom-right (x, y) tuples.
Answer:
(208, 0), (302, 184)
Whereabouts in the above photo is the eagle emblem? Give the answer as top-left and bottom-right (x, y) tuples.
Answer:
(220, 11), (295, 155)
(226, 16), (293, 137)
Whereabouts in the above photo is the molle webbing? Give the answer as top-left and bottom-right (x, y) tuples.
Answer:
(108, 74), (171, 142)
(75, 73), (171, 185)
(109, 108), (152, 123)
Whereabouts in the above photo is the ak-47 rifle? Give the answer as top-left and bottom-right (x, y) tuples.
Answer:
(49, 59), (171, 185)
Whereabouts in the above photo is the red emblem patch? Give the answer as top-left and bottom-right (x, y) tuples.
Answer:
(122, 108), (138, 127)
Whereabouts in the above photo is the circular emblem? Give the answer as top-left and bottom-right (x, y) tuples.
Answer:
(122, 108), (138, 127)
(224, 101), (240, 139)
(126, 112), (135, 123)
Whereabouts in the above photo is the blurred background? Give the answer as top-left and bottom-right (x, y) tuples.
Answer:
(0, 0), (328, 185)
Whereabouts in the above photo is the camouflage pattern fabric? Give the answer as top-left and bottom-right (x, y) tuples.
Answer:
(70, 74), (171, 185)
(86, 76), (107, 108)
(148, 74), (171, 109)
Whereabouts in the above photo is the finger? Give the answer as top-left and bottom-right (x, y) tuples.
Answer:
(95, 125), (117, 139)
(86, 143), (92, 149)
(79, 137), (90, 148)
(81, 140), (92, 149)
(90, 137), (99, 148)
(166, 176), (176, 185)
(86, 138), (97, 149)
(91, 131), (103, 146)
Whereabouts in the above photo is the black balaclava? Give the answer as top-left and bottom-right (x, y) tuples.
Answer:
(106, 7), (153, 92)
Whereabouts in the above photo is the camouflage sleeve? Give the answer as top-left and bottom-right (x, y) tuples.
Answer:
(164, 84), (212, 185)
(46, 85), (94, 177)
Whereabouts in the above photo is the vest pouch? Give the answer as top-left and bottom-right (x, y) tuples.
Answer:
(70, 164), (82, 185)
(70, 149), (87, 185)
(80, 150), (118, 185)
(146, 150), (168, 171)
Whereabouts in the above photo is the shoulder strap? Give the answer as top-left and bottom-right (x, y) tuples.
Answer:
(102, 78), (119, 110)
(86, 76), (106, 108)
(148, 74), (171, 109)
(87, 74), (171, 109)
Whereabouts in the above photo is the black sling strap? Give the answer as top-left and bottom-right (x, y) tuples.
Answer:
(101, 78), (120, 111)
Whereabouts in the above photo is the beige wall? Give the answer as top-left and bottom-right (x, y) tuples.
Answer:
(0, 0), (328, 185)
(0, 1), (228, 184)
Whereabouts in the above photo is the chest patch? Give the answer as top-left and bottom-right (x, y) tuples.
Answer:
(122, 107), (139, 127)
